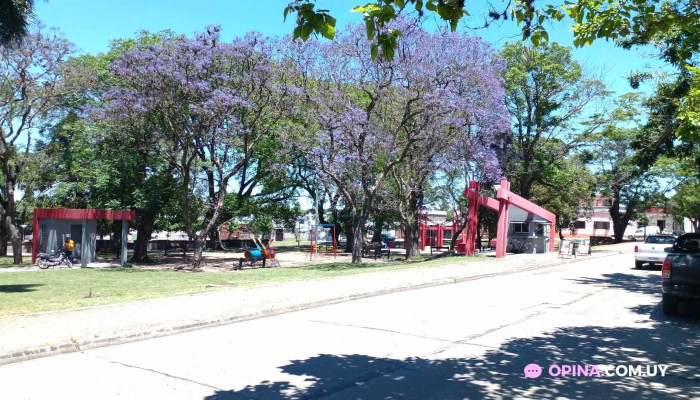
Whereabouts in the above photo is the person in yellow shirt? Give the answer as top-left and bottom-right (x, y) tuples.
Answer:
(63, 237), (75, 262)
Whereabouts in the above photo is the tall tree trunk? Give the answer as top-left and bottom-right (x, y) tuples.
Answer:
(403, 218), (420, 259)
(0, 209), (6, 256)
(371, 216), (384, 243)
(343, 216), (354, 254)
(352, 222), (364, 263)
(333, 222), (342, 248)
(450, 225), (466, 251)
(403, 189), (422, 259)
(519, 178), (532, 200)
(188, 192), (225, 268)
(351, 211), (367, 263)
(4, 176), (21, 264)
(130, 212), (156, 262)
(191, 234), (205, 268)
(609, 185), (635, 243)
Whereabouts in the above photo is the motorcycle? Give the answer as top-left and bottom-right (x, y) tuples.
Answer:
(37, 248), (72, 269)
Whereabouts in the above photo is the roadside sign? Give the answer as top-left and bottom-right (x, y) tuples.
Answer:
(577, 239), (591, 256)
(559, 240), (574, 258)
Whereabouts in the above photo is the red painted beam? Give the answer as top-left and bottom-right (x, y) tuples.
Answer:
(478, 196), (500, 212)
(496, 190), (556, 223)
(495, 179), (511, 257)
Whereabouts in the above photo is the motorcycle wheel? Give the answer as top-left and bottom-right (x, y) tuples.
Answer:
(38, 259), (49, 269)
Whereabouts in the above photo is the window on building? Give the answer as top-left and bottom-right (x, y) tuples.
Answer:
(535, 223), (545, 235)
(513, 223), (529, 234)
(575, 221), (586, 229)
(594, 221), (610, 230)
(443, 230), (453, 240)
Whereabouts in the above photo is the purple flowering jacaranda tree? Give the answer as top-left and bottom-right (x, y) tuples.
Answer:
(0, 26), (75, 263)
(387, 28), (509, 258)
(291, 21), (508, 262)
(100, 27), (297, 268)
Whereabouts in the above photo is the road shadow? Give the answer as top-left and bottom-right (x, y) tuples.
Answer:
(569, 273), (662, 296)
(571, 273), (700, 319)
(203, 318), (700, 400)
(0, 284), (43, 293)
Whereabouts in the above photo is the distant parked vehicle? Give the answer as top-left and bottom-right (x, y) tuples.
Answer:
(634, 235), (676, 269)
(661, 233), (700, 316)
(628, 226), (661, 241)
(380, 233), (396, 242)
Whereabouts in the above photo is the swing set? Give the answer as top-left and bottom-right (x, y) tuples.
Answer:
(307, 223), (339, 261)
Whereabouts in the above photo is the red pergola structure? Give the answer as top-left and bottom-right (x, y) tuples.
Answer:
(32, 208), (136, 267)
(464, 179), (556, 257)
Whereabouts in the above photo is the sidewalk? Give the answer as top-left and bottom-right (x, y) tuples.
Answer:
(0, 243), (634, 365)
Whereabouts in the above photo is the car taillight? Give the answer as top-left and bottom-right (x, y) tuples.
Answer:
(634, 245), (638, 252)
(662, 259), (672, 279)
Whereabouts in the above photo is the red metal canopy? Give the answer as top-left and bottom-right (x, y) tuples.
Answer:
(32, 208), (135, 263)
(34, 208), (135, 221)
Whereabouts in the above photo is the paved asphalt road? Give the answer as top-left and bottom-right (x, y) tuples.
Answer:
(1, 253), (698, 400)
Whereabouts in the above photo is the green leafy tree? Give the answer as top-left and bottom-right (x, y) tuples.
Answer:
(500, 41), (608, 199)
(528, 150), (596, 239)
(672, 181), (700, 232)
(0, 0), (36, 46)
(546, 0), (700, 66)
(587, 123), (666, 243)
(285, 0), (548, 60)
(38, 32), (184, 262)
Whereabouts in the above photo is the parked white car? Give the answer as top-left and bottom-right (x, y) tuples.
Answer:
(634, 235), (676, 268)
(628, 226), (661, 241)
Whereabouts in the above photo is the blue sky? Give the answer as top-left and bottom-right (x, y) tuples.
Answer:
(34, 0), (671, 98)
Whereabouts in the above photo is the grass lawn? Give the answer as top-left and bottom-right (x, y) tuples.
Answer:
(0, 255), (486, 316)
(0, 256), (32, 268)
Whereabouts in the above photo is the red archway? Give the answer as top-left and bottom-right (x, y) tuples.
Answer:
(465, 179), (556, 257)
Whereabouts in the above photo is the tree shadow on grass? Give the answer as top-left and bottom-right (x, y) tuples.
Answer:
(0, 284), (43, 293)
(204, 312), (700, 400)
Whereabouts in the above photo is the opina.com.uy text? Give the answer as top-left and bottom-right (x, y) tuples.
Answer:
(524, 364), (669, 378)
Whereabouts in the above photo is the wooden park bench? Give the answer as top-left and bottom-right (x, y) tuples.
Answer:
(362, 244), (390, 260)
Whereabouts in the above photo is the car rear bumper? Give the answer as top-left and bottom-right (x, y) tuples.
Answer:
(635, 253), (666, 263)
(662, 282), (700, 299)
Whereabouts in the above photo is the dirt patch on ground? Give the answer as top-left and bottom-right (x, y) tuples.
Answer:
(96, 250), (359, 272)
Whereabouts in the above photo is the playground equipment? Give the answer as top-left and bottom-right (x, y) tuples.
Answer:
(237, 237), (279, 270)
(307, 223), (339, 261)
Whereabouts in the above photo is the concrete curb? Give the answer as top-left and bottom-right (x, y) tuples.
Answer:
(0, 246), (631, 366)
